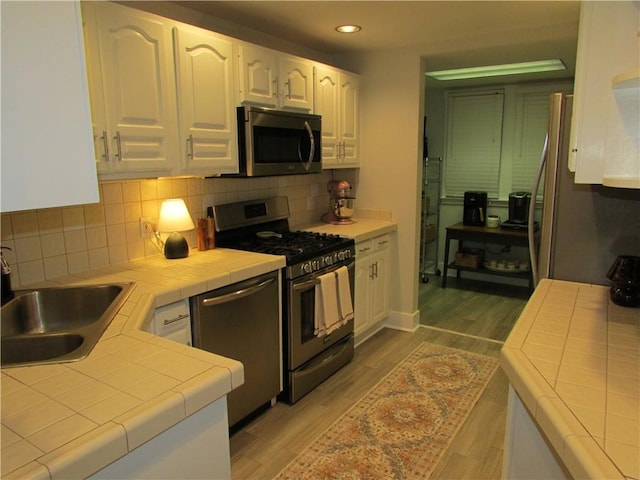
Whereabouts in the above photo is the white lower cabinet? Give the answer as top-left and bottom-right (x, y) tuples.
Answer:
(354, 234), (391, 341)
(90, 396), (231, 479)
(153, 299), (192, 346)
(502, 386), (569, 479)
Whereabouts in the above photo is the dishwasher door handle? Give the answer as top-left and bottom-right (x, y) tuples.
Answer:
(201, 277), (276, 307)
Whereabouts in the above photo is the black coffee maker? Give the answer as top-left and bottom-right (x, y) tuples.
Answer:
(463, 191), (487, 226)
(508, 192), (531, 224)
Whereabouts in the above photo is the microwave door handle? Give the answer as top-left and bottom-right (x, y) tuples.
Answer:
(300, 120), (314, 172)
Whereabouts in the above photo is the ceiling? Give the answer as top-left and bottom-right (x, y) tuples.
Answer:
(175, 1), (581, 87)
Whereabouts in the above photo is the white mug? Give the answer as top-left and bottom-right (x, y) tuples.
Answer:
(487, 215), (500, 228)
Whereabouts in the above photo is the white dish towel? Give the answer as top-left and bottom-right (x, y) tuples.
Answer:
(314, 267), (353, 337)
(335, 266), (354, 323)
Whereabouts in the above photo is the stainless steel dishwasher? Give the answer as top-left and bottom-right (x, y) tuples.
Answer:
(190, 270), (281, 428)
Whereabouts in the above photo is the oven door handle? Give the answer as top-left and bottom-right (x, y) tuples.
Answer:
(201, 277), (276, 307)
(292, 262), (354, 292)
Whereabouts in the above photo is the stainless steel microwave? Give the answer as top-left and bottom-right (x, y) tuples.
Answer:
(234, 106), (322, 177)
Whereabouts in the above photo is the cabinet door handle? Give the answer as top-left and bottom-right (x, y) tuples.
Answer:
(100, 131), (110, 162)
(163, 313), (189, 326)
(113, 131), (123, 161)
(373, 261), (378, 278)
(187, 134), (194, 159)
(272, 77), (278, 97)
(369, 263), (375, 279)
(285, 80), (291, 99)
(358, 246), (370, 254)
(378, 240), (388, 246)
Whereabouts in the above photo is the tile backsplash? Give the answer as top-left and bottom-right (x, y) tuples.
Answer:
(1, 171), (388, 288)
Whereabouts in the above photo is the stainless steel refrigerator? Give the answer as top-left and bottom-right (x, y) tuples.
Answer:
(529, 93), (640, 287)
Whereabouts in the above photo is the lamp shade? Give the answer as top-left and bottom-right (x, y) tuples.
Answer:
(156, 199), (195, 233)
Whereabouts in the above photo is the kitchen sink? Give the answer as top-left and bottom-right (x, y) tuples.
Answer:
(0, 283), (134, 367)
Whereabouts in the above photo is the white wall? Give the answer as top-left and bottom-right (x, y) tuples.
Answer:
(341, 50), (425, 323)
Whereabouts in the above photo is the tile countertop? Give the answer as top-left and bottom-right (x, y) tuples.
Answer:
(501, 279), (639, 479)
(302, 218), (397, 242)
(0, 248), (285, 480)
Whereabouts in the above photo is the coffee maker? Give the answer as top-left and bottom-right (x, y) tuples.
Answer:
(463, 191), (487, 226)
(508, 192), (531, 224)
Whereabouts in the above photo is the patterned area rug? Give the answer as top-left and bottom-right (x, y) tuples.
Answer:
(274, 343), (499, 480)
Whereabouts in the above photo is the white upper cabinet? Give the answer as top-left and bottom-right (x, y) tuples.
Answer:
(569, 1), (640, 187)
(340, 73), (360, 166)
(85, 2), (180, 178)
(173, 25), (238, 175)
(238, 45), (314, 111)
(1, 1), (99, 212)
(315, 66), (340, 162)
(238, 44), (278, 107)
(315, 66), (360, 168)
(278, 55), (314, 111)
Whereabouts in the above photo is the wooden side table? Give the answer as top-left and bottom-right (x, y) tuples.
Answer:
(441, 222), (538, 289)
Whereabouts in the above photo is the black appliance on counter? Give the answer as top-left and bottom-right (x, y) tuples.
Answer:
(501, 192), (539, 231)
(212, 196), (355, 405)
(508, 191), (531, 224)
(463, 191), (487, 226)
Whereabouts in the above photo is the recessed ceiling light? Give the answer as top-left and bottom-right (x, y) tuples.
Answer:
(425, 59), (566, 81)
(335, 24), (361, 33)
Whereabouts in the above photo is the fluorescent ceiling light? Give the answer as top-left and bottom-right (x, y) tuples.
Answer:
(426, 59), (566, 81)
(335, 24), (361, 33)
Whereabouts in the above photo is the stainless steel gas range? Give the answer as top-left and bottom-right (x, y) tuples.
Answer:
(213, 196), (355, 403)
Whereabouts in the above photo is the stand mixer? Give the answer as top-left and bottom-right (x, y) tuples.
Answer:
(321, 180), (356, 225)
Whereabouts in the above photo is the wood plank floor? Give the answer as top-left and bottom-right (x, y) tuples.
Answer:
(419, 275), (530, 342)
(230, 276), (530, 479)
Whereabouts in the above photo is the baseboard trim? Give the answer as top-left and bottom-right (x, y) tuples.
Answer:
(385, 310), (420, 333)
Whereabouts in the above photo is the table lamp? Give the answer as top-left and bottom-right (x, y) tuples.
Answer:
(156, 198), (195, 259)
